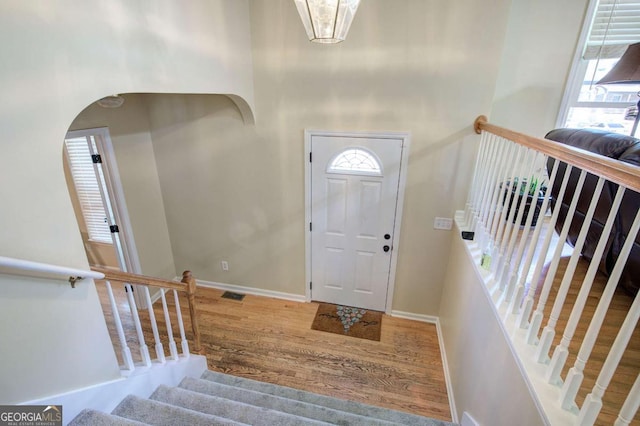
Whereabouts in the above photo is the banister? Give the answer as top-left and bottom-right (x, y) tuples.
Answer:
(181, 271), (204, 355)
(0, 255), (104, 288)
(93, 266), (205, 356)
(474, 115), (640, 193)
(91, 266), (188, 292)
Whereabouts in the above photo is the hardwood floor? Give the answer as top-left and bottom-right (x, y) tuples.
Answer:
(96, 230), (640, 426)
(532, 255), (640, 426)
(97, 284), (453, 422)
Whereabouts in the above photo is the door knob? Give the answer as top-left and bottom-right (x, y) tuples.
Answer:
(383, 245), (390, 252)
(384, 234), (391, 240)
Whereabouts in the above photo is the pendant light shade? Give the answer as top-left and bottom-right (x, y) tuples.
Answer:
(294, 0), (361, 44)
(596, 42), (640, 85)
(597, 42), (640, 137)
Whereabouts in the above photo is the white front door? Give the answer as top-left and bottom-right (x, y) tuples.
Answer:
(309, 133), (406, 311)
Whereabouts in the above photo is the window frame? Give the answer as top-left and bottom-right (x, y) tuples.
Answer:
(556, 0), (639, 130)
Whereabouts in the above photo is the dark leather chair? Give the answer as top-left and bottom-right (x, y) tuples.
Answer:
(545, 128), (640, 295)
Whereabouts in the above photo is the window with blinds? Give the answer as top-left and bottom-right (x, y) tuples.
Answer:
(65, 136), (113, 244)
(558, 0), (640, 136)
(584, 0), (640, 59)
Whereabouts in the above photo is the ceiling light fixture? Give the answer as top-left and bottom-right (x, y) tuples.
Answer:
(294, 0), (361, 44)
(96, 95), (125, 108)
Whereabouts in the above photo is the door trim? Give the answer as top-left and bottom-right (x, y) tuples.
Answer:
(66, 127), (142, 276)
(304, 130), (411, 314)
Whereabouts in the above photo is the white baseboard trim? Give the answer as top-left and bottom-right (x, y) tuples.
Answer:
(461, 411), (480, 426)
(390, 310), (458, 424)
(192, 278), (307, 303)
(149, 287), (167, 305)
(24, 355), (207, 425)
(390, 310), (439, 323)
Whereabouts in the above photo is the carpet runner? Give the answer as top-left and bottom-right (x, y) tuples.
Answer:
(69, 370), (456, 425)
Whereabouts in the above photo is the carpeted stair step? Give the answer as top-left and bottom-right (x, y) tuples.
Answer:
(68, 409), (147, 426)
(200, 370), (454, 426)
(111, 394), (249, 426)
(179, 377), (399, 426)
(150, 384), (332, 425)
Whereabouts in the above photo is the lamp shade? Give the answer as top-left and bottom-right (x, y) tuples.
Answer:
(597, 42), (640, 84)
(294, 0), (360, 44)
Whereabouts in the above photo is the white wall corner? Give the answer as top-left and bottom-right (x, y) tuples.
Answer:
(461, 411), (480, 426)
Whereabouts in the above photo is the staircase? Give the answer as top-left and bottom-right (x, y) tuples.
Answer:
(69, 370), (455, 425)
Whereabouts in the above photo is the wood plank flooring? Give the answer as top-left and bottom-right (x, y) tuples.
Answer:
(96, 225), (640, 426)
(96, 284), (452, 422)
(531, 255), (640, 426)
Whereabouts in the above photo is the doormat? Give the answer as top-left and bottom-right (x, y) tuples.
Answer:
(311, 303), (382, 341)
(221, 291), (245, 301)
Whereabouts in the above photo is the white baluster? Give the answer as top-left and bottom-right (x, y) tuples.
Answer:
(547, 184), (623, 386)
(477, 135), (505, 242)
(562, 207), (640, 414)
(104, 281), (134, 371)
(519, 161), (572, 332)
(492, 146), (525, 263)
(173, 289), (190, 357)
(482, 138), (511, 246)
(508, 157), (558, 318)
(536, 176), (605, 365)
(143, 286), (166, 363)
(160, 288), (179, 361)
(496, 150), (539, 305)
(124, 283), (151, 367)
(578, 284), (640, 425)
(487, 141), (517, 248)
(489, 145), (526, 294)
(526, 169), (586, 347)
(615, 373), (640, 426)
(465, 131), (490, 228)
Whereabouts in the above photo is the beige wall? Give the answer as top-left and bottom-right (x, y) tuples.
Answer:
(69, 95), (176, 279)
(0, 0), (254, 403)
(491, 0), (590, 137)
(144, 0), (511, 315)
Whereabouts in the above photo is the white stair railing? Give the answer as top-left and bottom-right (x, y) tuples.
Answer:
(104, 280), (135, 371)
(460, 116), (640, 426)
(91, 267), (203, 373)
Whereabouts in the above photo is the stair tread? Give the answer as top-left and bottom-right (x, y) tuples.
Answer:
(179, 377), (397, 426)
(112, 394), (250, 426)
(68, 409), (147, 426)
(201, 370), (454, 425)
(151, 384), (332, 426)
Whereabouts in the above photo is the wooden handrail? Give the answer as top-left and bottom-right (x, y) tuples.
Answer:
(92, 266), (204, 355)
(91, 267), (187, 292)
(474, 115), (640, 193)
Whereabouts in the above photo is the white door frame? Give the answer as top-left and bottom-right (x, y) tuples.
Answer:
(304, 130), (411, 314)
(65, 127), (143, 277)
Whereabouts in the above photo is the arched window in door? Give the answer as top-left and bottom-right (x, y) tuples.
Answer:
(327, 148), (382, 175)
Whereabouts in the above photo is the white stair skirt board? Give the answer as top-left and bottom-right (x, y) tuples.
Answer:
(23, 354), (207, 425)
(181, 278), (307, 303)
(391, 311), (458, 424)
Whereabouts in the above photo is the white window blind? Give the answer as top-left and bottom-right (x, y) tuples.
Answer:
(65, 137), (113, 244)
(584, 0), (640, 59)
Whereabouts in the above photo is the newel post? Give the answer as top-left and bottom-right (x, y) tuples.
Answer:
(181, 270), (205, 355)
